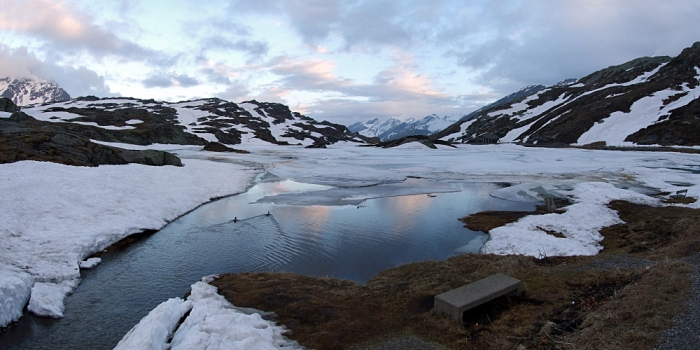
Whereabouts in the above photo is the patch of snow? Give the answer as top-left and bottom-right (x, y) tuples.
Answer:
(169, 281), (302, 350)
(569, 83), (585, 88)
(79, 257), (101, 269)
(125, 119), (144, 125)
(114, 297), (193, 350)
(499, 123), (532, 143)
(0, 264), (34, 326)
(482, 182), (660, 256)
(0, 111), (12, 118)
(487, 92), (543, 118)
(27, 279), (80, 318)
(71, 121), (136, 130)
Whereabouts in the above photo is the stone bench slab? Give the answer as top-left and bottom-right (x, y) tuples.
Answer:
(434, 273), (522, 321)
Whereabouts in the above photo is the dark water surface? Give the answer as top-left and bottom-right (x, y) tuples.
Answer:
(0, 178), (535, 350)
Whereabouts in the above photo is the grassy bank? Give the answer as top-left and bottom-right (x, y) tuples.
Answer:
(211, 201), (699, 349)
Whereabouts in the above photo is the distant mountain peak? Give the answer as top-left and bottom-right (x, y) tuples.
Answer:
(0, 77), (71, 106)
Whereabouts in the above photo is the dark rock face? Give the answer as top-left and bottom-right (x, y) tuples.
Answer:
(368, 135), (456, 149)
(0, 98), (20, 113)
(435, 41), (700, 146)
(0, 112), (182, 167)
(0, 78), (71, 106)
(202, 141), (250, 153)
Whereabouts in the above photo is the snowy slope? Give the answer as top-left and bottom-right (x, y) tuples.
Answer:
(0, 77), (70, 106)
(436, 42), (700, 146)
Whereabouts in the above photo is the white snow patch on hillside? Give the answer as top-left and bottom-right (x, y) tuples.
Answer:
(0, 111), (12, 118)
(500, 122), (532, 143)
(487, 92), (542, 117)
(576, 79), (700, 146)
(71, 121), (136, 130)
(0, 159), (257, 327)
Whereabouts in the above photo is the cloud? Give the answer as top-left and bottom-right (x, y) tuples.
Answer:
(0, 0), (159, 61)
(266, 53), (450, 103)
(142, 74), (200, 88)
(200, 36), (270, 60)
(446, 0), (700, 92)
(0, 45), (115, 97)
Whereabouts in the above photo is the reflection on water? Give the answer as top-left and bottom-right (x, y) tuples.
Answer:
(1, 179), (535, 350)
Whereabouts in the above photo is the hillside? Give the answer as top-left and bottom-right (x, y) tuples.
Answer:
(434, 42), (700, 147)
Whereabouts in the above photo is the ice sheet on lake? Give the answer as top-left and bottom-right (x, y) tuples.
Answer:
(254, 179), (458, 206)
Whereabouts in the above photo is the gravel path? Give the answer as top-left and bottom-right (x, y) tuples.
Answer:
(655, 253), (700, 350)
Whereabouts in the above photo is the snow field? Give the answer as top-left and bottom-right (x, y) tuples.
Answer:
(0, 159), (257, 327)
(483, 182), (660, 256)
(116, 279), (302, 350)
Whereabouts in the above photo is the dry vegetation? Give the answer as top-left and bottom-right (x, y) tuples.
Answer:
(211, 200), (700, 350)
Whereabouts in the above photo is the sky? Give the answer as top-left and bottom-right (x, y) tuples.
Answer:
(1, 0), (699, 125)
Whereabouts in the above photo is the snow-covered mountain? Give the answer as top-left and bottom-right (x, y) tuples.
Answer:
(433, 42), (700, 147)
(17, 97), (368, 148)
(0, 77), (71, 106)
(348, 114), (461, 141)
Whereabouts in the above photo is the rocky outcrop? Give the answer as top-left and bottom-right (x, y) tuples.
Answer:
(0, 112), (182, 167)
(367, 135), (457, 149)
(0, 98), (20, 113)
(202, 141), (250, 153)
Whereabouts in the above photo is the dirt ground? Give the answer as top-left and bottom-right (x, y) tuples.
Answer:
(211, 200), (700, 350)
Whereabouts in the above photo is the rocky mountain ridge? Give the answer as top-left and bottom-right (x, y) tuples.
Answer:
(0, 95), (372, 166)
(433, 42), (700, 147)
(0, 77), (71, 106)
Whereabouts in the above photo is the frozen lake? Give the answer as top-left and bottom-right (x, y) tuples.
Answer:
(0, 176), (535, 349)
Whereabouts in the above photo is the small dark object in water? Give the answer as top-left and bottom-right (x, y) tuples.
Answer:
(233, 217), (238, 223)
(266, 211), (271, 216)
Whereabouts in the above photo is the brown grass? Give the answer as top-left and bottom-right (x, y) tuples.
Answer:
(210, 201), (698, 349)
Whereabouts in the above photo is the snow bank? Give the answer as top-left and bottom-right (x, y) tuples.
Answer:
(482, 182), (660, 257)
(27, 279), (80, 317)
(0, 264), (34, 326)
(118, 279), (302, 350)
(0, 159), (257, 327)
(114, 298), (193, 350)
(79, 257), (102, 269)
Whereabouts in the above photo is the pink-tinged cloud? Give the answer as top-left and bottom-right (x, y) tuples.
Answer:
(0, 0), (153, 59)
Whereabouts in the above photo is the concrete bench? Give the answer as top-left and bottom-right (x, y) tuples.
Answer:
(434, 273), (523, 321)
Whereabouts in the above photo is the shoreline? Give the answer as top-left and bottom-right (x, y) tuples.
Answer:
(211, 200), (700, 349)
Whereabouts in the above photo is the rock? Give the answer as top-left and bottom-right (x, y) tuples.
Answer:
(202, 141), (250, 154)
(117, 149), (183, 166)
(0, 98), (20, 113)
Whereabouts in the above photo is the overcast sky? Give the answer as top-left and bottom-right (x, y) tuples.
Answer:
(1, 0), (699, 125)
